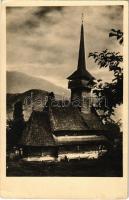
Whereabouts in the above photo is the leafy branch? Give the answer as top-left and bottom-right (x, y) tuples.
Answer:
(89, 29), (123, 123)
(109, 29), (123, 44)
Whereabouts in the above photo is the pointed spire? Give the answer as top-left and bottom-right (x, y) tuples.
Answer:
(77, 14), (86, 71)
(67, 14), (94, 81)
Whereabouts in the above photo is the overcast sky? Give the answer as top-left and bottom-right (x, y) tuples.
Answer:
(6, 6), (123, 89)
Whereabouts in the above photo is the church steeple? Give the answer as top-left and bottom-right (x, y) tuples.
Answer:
(77, 22), (86, 71)
(67, 15), (95, 113)
(67, 17), (94, 81)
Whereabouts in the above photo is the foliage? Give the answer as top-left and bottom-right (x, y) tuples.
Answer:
(7, 101), (25, 147)
(89, 29), (123, 123)
(109, 29), (123, 44)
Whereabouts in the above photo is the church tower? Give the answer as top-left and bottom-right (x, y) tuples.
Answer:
(67, 17), (94, 113)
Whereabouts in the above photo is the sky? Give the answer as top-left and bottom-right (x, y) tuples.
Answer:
(6, 6), (123, 89)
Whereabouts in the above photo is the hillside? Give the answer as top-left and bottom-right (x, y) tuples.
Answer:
(7, 89), (64, 121)
(7, 71), (69, 96)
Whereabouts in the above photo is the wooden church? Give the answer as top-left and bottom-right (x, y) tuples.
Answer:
(19, 19), (119, 159)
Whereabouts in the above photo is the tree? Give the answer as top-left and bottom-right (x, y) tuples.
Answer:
(89, 29), (123, 124)
(8, 101), (25, 146)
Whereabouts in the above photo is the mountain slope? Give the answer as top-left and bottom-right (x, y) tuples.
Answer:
(7, 71), (69, 96)
(7, 88), (65, 121)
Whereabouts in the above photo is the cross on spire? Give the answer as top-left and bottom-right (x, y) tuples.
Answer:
(81, 13), (84, 23)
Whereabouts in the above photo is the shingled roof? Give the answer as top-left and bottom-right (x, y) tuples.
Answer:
(81, 112), (106, 131)
(20, 111), (55, 146)
(67, 69), (94, 81)
(48, 104), (110, 132)
(49, 105), (89, 132)
(20, 101), (119, 147)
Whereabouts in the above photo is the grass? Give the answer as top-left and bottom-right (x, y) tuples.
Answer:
(6, 154), (122, 177)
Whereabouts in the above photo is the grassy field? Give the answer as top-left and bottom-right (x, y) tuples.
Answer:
(6, 155), (122, 177)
